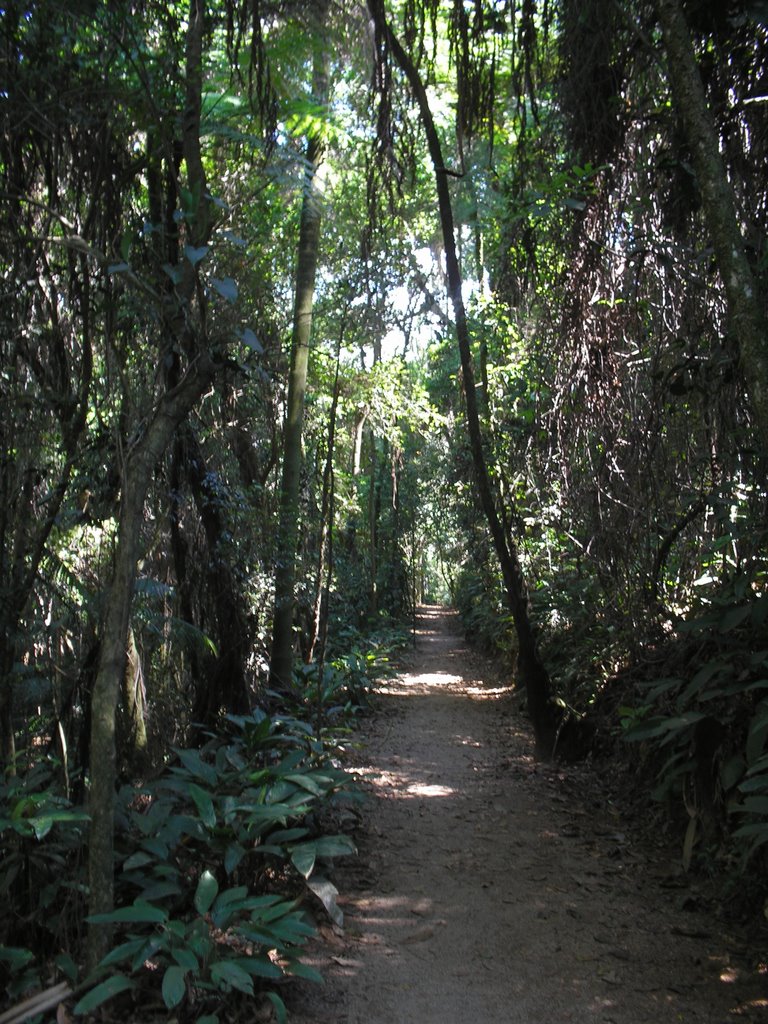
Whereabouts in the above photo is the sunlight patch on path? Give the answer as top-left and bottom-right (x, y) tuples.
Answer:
(406, 782), (455, 797)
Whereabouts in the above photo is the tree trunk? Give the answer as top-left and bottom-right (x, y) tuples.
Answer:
(118, 625), (148, 775)
(307, 335), (343, 664)
(183, 424), (252, 721)
(86, 0), (217, 967)
(369, 4), (559, 750)
(656, 0), (768, 451)
(86, 355), (218, 969)
(269, 1), (330, 689)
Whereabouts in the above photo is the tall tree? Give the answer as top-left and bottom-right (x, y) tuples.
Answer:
(269, 0), (331, 689)
(367, 0), (559, 750)
(86, 0), (220, 965)
(656, 0), (768, 451)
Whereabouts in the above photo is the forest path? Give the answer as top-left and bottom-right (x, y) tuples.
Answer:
(288, 606), (766, 1023)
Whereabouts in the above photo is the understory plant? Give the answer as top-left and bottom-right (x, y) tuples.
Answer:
(0, 709), (358, 1020)
(620, 577), (768, 875)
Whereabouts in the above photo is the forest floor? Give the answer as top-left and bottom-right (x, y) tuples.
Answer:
(285, 605), (768, 1024)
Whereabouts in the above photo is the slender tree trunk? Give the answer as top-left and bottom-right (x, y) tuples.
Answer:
(118, 625), (148, 774)
(307, 333), (343, 664)
(370, 5), (558, 749)
(183, 424), (251, 720)
(269, 1), (330, 689)
(656, 0), (768, 450)
(86, 356), (217, 968)
(86, 0), (217, 967)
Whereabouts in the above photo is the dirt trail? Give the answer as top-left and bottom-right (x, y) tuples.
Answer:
(289, 606), (767, 1023)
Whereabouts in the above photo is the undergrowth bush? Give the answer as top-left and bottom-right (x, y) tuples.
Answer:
(620, 581), (768, 878)
(0, 697), (367, 1020)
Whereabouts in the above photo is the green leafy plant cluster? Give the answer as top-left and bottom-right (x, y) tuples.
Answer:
(289, 623), (409, 727)
(0, 758), (89, 1000)
(0, 711), (357, 1020)
(620, 584), (768, 870)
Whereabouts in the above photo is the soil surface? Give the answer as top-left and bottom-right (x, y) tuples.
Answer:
(287, 606), (768, 1023)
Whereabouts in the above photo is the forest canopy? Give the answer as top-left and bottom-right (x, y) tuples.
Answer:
(0, 0), (767, 1017)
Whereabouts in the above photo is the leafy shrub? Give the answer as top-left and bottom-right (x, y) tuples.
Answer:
(0, 712), (357, 1019)
(620, 584), (768, 871)
(0, 757), (88, 1000)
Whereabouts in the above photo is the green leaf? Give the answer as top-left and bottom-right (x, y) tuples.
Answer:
(189, 783), (216, 829)
(55, 952), (79, 983)
(285, 959), (323, 984)
(224, 842), (246, 876)
(230, 955), (282, 979)
(266, 991), (287, 1024)
(88, 899), (167, 924)
(122, 851), (155, 871)
(313, 835), (356, 858)
(290, 843), (316, 879)
(194, 870), (219, 915)
(174, 748), (218, 786)
(98, 937), (147, 968)
(210, 960), (254, 995)
(737, 796), (768, 815)
(171, 948), (199, 972)
(162, 964), (187, 1009)
(0, 947), (35, 968)
(73, 974), (135, 1015)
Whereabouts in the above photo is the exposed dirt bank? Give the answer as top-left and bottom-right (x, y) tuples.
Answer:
(288, 606), (767, 1023)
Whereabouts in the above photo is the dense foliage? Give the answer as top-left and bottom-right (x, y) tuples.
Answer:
(0, 0), (766, 1017)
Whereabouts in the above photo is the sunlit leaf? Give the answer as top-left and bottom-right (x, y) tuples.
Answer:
(194, 869), (219, 915)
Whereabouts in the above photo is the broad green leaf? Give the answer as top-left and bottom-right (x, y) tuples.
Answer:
(171, 948), (199, 972)
(266, 991), (287, 1024)
(314, 835), (356, 858)
(285, 959), (323, 984)
(213, 885), (249, 911)
(0, 947), (34, 968)
(224, 842), (246, 875)
(210, 959), (254, 995)
(121, 851), (155, 871)
(88, 899), (167, 924)
(188, 782), (216, 829)
(174, 748), (218, 786)
(290, 843), (316, 879)
(162, 964), (187, 1009)
(73, 974), (135, 1015)
(98, 937), (147, 968)
(737, 796), (768, 815)
(230, 955), (282, 979)
(55, 952), (78, 983)
(194, 870), (219, 915)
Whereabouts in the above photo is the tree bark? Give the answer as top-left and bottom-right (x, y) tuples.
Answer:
(269, 0), (330, 689)
(86, 0), (218, 968)
(369, 4), (559, 750)
(86, 355), (218, 968)
(656, 0), (768, 451)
